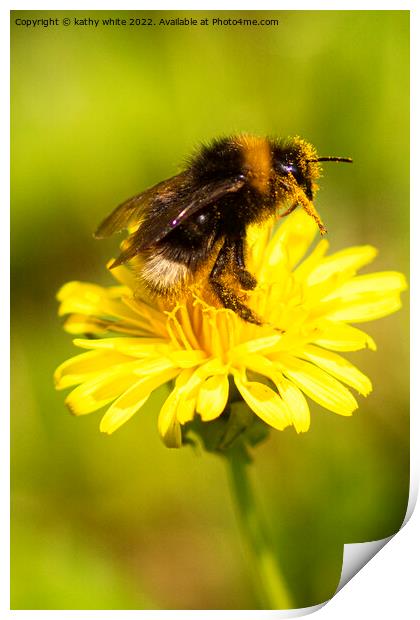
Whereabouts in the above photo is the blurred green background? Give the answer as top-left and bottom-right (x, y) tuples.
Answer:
(11, 10), (409, 610)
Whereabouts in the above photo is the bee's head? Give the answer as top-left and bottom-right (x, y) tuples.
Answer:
(273, 137), (352, 200)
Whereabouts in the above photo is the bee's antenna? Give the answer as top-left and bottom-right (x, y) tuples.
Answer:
(307, 156), (353, 163)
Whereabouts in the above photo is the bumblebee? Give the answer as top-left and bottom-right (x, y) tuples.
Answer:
(95, 135), (352, 324)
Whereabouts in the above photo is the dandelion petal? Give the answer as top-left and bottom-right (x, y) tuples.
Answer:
(278, 355), (358, 416)
(307, 246), (378, 285)
(327, 295), (404, 323)
(158, 390), (182, 448)
(278, 380), (310, 433)
(99, 381), (152, 434)
(234, 374), (291, 430)
(65, 371), (137, 416)
(298, 345), (372, 396)
(326, 271), (407, 299)
(54, 349), (132, 389)
(312, 321), (377, 351)
(197, 374), (230, 421)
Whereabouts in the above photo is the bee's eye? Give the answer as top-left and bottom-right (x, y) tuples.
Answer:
(276, 160), (299, 177)
(283, 163), (298, 175)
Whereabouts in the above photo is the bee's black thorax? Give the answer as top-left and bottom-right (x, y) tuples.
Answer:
(187, 135), (278, 230)
(158, 205), (221, 269)
(188, 137), (243, 183)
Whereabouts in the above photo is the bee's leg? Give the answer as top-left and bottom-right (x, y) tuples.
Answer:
(300, 197), (327, 235)
(280, 184), (327, 235)
(233, 236), (257, 290)
(210, 239), (262, 325)
(279, 202), (299, 218)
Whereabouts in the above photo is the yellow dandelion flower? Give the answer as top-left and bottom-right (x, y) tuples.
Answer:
(55, 210), (406, 449)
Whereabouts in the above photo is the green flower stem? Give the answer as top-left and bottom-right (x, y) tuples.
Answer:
(226, 448), (293, 610)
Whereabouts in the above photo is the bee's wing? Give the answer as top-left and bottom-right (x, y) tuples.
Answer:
(94, 172), (190, 239)
(137, 175), (246, 248)
(110, 175), (246, 267)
